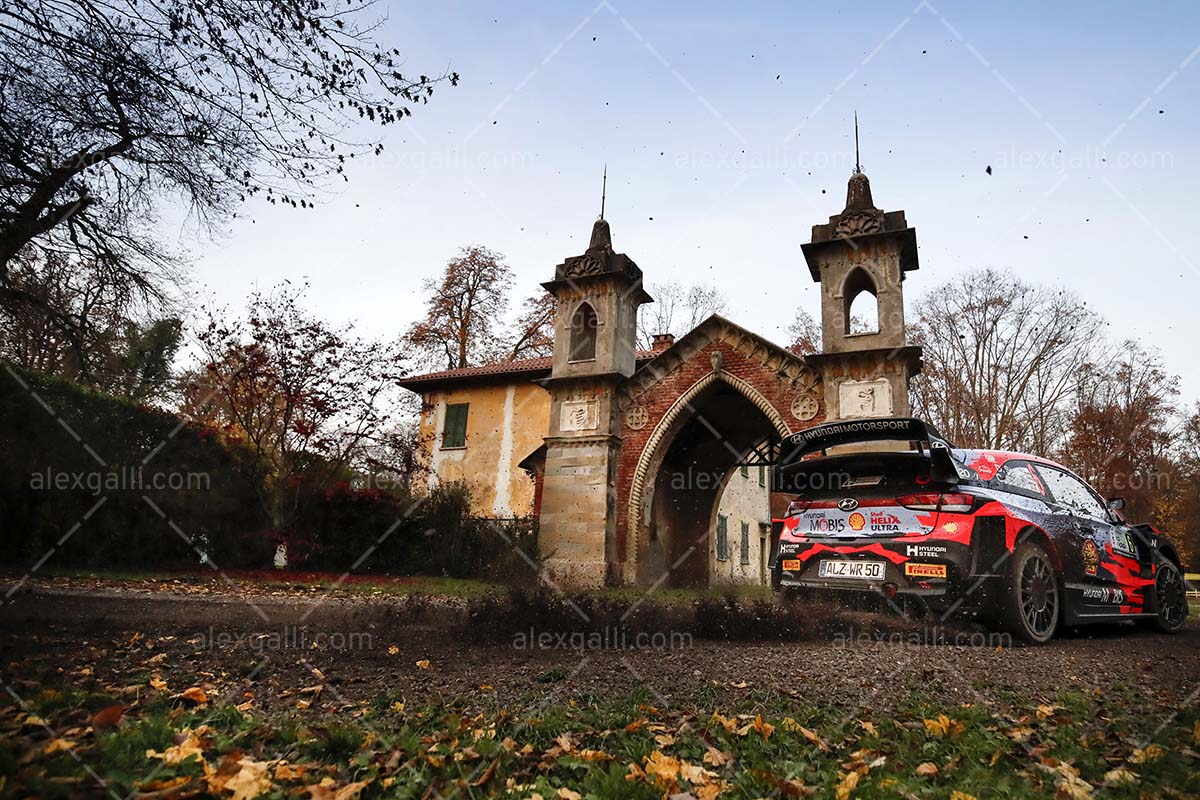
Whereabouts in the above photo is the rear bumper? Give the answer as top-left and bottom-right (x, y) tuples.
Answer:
(775, 535), (984, 603)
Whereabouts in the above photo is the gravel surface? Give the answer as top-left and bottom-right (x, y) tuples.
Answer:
(3, 583), (1197, 723)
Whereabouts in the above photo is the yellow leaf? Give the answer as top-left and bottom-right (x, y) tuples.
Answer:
(914, 762), (938, 777)
(415, 659), (431, 670)
(179, 687), (209, 705)
(654, 733), (675, 747)
(860, 720), (877, 736)
(1049, 762), (1093, 800)
(43, 738), (75, 755)
(835, 770), (859, 800)
(1036, 703), (1057, 719)
(679, 761), (715, 785)
(146, 730), (206, 765)
(274, 763), (308, 781)
(703, 747), (731, 767)
(1103, 768), (1138, 785)
(710, 711), (737, 733)
(149, 675), (168, 691)
(390, 701), (405, 713)
(752, 715), (774, 741)
(644, 751), (682, 785)
(221, 758), (272, 800)
(1130, 744), (1164, 764)
(950, 793), (978, 800)
(556, 789), (581, 800)
(387, 645), (399, 656)
(696, 785), (722, 800)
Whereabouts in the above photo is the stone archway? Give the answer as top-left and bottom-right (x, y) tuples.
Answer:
(627, 369), (791, 587)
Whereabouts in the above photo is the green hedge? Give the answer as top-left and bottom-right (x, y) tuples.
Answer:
(0, 363), (536, 578)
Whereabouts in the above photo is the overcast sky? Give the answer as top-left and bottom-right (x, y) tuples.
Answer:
(181, 1), (1200, 401)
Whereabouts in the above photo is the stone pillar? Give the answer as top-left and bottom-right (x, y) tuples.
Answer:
(801, 170), (922, 421)
(538, 218), (651, 587)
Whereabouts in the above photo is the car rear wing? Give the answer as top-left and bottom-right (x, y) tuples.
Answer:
(773, 417), (959, 491)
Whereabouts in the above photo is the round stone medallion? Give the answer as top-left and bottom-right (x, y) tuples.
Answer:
(790, 392), (819, 422)
(625, 405), (649, 430)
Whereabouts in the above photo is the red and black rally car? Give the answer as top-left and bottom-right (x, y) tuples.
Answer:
(772, 418), (1189, 643)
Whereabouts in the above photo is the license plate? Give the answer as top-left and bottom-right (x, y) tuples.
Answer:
(818, 559), (885, 580)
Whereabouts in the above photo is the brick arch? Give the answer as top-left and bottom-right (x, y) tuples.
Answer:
(625, 368), (793, 576)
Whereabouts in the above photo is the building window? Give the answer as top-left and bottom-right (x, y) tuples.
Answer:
(569, 302), (598, 362)
(740, 521), (750, 565)
(758, 465), (766, 487)
(442, 403), (469, 448)
(740, 465), (748, 478)
(716, 514), (729, 561)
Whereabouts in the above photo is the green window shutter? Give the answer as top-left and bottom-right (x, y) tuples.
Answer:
(442, 403), (469, 448)
(740, 465), (748, 478)
(740, 521), (750, 564)
(716, 515), (728, 560)
(758, 465), (766, 487)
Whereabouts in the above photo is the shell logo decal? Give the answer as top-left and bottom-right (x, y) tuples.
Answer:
(848, 512), (867, 531)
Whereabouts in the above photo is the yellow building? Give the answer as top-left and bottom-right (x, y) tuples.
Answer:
(401, 358), (555, 518)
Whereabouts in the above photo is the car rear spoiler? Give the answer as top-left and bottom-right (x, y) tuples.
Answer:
(775, 417), (959, 486)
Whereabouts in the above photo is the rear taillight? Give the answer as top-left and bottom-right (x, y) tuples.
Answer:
(898, 492), (976, 513)
(785, 499), (811, 516)
(937, 493), (977, 513)
(897, 492), (941, 511)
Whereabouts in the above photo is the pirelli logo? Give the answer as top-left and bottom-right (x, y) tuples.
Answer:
(781, 559), (802, 571)
(904, 562), (947, 579)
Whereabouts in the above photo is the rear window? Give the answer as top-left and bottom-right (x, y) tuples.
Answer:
(776, 451), (943, 498)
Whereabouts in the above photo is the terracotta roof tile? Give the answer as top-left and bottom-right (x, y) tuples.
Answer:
(400, 351), (657, 388)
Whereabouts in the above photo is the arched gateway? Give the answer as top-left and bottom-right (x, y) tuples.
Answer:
(400, 167), (924, 588)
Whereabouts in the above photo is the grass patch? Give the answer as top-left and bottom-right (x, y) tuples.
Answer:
(5, 675), (1197, 799)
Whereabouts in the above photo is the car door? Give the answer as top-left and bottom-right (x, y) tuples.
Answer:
(1034, 465), (1129, 612)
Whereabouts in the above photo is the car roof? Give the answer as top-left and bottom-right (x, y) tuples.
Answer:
(952, 448), (1068, 481)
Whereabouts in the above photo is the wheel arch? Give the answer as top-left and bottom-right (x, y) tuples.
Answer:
(1157, 542), (1183, 570)
(1015, 525), (1064, 573)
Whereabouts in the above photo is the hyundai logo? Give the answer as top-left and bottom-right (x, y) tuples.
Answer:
(837, 498), (859, 511)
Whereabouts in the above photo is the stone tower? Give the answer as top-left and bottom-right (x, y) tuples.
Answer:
(538, 216), (652, 586)
(801, 167), (923, 419)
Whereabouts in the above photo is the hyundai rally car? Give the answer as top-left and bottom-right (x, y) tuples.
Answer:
(772, 418), (1189, 643)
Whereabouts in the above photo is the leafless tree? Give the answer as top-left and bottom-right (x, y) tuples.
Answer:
(0, 0), (456, 341)
(405, 246), (513, 370)
(786, 308), (822, 356)
(637, 281), (727, 349)
(909, 269), (1106, 452)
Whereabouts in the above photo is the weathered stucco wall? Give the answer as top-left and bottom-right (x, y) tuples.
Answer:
(417, 382), (550, 517)
(710, 466), (772, 585)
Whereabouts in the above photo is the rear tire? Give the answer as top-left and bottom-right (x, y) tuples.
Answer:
(1000, 541), (1060, 645)
(1148, 561), (1188, 634)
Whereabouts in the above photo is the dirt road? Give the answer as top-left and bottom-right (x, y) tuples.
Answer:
(3, 584), (1197, 720)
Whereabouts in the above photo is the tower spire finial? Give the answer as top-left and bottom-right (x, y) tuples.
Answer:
(854, 111), (861, 174)
(600, 164), (607, 220)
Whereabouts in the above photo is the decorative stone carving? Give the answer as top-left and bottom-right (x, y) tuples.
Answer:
(625, 405), (649, 431)
(560, 399), (598, 431)
(562, 254), (606, 278)
(833, 209), (884, 239)
(790, 392), (819, 422)
(838, 378), (892, 418)
(709, 350), (723, 372)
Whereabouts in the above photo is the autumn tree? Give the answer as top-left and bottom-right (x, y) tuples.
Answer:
(785, 308), (822, 356)
(909, 269), (1106, 452)
(1060, 341), (1178, 521)
(507, 291), (556, 361)
(637, 281), (727, 349)
(182, 283), (404, 536)
(0, 0), (456, 341)
(405, 246), (513, 370)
